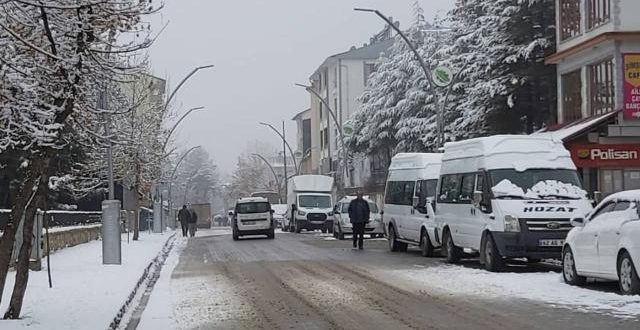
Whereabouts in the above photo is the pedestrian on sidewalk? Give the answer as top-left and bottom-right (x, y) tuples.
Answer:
(187, 204), (198, 237)
(348, 190), (370, 250)
(178, 205), (190, 237)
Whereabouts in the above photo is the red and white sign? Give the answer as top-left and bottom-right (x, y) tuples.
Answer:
(623, 53), (640, 120)
(570, 144), (640, 168)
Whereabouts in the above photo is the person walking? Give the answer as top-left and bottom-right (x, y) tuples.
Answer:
(178, 205), (190, 237)
(187, 204), (198, 237)
(348, 191), (370, 250)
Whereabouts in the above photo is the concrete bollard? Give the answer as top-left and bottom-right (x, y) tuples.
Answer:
(102, 200), (122, 265)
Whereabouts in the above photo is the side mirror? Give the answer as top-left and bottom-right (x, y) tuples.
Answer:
(412, 196), (419, 208)
(270, 209), (275, 214)
(593, 191), (603, 204)
(473, 191), (483, 207)
(571, 217), (585, 227)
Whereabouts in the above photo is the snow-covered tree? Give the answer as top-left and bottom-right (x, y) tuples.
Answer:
(172, 148), (220, 205)
(0, 0), (160, 318)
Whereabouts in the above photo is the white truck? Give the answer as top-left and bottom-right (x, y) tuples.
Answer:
(283, 175), (335, 233)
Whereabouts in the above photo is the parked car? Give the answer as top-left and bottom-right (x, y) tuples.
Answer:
(333, 196), (384, 240)
(271, 204), (287, 228)
(383, 153), (442, 257)
(436, 135), (593, 271)
(232, 197), (275, 240)
(563, 190), (640, 295)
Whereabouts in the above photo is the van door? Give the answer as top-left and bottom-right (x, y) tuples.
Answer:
(384, 181), (415, 239)
(437, 174), (465, 246)
(467, 173), (492, 250)
(407, 180), (438, 243)
(457, 173), (477, 247)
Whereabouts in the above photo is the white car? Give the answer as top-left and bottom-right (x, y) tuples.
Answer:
(333, 196), (384, 240)
(563, 190), (640, 295)
(271, 204), (288, 228)
(232, 197), (275, 240)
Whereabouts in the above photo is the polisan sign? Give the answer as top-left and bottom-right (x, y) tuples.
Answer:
(570, 144), (640, 168)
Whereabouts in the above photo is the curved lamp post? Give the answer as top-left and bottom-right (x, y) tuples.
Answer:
(167, 145), (201, 229)
(251, 153), (283, 202)
(162, 106), (205, 151)
(354, 8), (451, 149)
(259, 122), (299, 175)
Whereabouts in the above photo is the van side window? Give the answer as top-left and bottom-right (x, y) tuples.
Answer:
(475, 173), (492, 212)
(459, 174), (475, 203)
(415, 179), (437, 214)
(439, 175), (462, 203)
(385, 181), (415, 206)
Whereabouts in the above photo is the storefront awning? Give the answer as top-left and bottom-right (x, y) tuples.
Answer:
(532, 110), (620, 142)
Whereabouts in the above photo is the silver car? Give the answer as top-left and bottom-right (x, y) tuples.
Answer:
(333, 196), (384, 240)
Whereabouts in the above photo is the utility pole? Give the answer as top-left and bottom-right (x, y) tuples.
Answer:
(282, 121), (288, 204)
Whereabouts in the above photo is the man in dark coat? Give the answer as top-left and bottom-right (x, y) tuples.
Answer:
(187, 204), (198, 237)
(348, 191), (370, 250)
(178, 205), (190, 237)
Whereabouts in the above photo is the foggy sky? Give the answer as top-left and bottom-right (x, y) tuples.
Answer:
(149, 0), (455, 179)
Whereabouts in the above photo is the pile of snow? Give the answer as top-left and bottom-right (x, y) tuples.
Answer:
(0, 232), (172, 329)
(390, 265), (640, 318)
(492, 179), (587, 200)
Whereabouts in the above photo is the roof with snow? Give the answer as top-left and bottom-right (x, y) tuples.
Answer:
(599, 190), (640, 204)
(310, 38), (394, 78)
(288, 175), (334, 192)
(291, 108), (311, 121)
(532, 110), (619, 142)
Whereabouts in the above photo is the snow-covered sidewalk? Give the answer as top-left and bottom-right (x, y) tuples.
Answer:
(383, 264), (640, 319)
(0, 231), (173, 329)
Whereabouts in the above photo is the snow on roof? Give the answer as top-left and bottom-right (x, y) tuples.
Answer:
(600, 190), (640, 204)
(389, 153), (443, 171)
(532, 110), (619, 142)
(237, 197), (269, 204)
(442, 135), (575, 172)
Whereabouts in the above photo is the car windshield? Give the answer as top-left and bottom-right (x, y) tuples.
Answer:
(490, 169), (584, 200)
(299, 195), (332, 208)
(236, 202), (270, 214)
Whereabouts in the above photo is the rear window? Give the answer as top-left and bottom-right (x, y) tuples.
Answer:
(236, 202), (270, 214)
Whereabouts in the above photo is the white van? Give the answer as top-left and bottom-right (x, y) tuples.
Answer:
(383, 153), (443, 257)
(436, 135), (593, 271)
(232, 197), (275, 240)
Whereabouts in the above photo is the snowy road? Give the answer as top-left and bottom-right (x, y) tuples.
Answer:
(138, 229), (640, 330)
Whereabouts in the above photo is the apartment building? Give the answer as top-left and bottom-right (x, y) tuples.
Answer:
(542, 0), (640, 196)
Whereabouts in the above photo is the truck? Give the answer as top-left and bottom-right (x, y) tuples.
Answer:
(283, 175), (335, 233)
(190, 203), (212, 229)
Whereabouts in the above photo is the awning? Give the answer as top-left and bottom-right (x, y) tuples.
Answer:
(532, 110), (620, 142)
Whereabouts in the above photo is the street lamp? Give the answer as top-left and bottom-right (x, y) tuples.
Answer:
(295, 83), (349, 185)
(164, 65), (214, 113)
(162, 106), (205, 151)
(259, 122), (299, 175)
(167, 146), (202, 229)
(354, 8), (453, 149)
(251, 153), (283, 203)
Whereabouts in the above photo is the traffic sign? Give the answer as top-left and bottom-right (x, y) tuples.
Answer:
(432, 66), (453, 87)
(343, 123), (354, 137)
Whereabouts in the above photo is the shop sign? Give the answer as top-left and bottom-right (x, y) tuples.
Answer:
(570, 144), (640, 168)
(623, 53), (640, 120)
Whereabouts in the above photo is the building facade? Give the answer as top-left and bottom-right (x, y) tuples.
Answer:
(292, 109), (314, 174)
(544, 0), (640, 196)
(306, 25), (394, 196)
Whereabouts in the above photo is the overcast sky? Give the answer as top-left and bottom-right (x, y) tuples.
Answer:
(149, 0), (455, 178)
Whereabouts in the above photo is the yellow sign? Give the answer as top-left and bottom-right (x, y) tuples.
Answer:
(624, 54), (640, 88)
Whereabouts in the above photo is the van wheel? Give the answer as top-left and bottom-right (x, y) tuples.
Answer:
(294, 221), (302, 233)
(442, 229), (461, 263)
(267, 228), (275, 239)
(321, 228), (327, 234)
(482, 234), (504, 272)
(618, 251), (640, 295)
(232, 230), (239, 241)
(562, 246), (586, 286)
(388, 225), (408, 252)
(420, 230), (435, 257)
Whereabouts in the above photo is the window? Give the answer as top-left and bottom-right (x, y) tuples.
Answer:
(587, 0), (611, 30)
(415, 179), (438, 213)
(320, 130), (324, 149)
(236, 202), (270, 214)
(299, 195), (332, 208)
(562, 70), (583, 122)
(364, 63), (376, 85)
(323, 128), (329, 150)
(439, 175), (462, 203)
(385, 181), (415, 206)
(560, 0), (581, 41)
(319, 102), (323, 119)
(460, 174), (476, 203)
(589, 58), (615, 116)
(590, 201), (615, 220)
(613, 201), (631, 211)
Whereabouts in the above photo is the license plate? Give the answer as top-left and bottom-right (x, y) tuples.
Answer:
(539, 239), (564, 247)
(243, 221), (256, 225)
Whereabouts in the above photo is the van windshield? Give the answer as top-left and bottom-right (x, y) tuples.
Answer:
(489, 169), (584, 200)
(236, 202), (271, 214)
(299, 195), (332, 208)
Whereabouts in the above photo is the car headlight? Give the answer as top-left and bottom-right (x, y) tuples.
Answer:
(504, 215), (520, 232)
(328, 211), (334, 216)
(297, 210), (306, 216)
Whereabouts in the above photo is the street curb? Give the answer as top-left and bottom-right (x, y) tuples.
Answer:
(107, 233), (176, 330)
